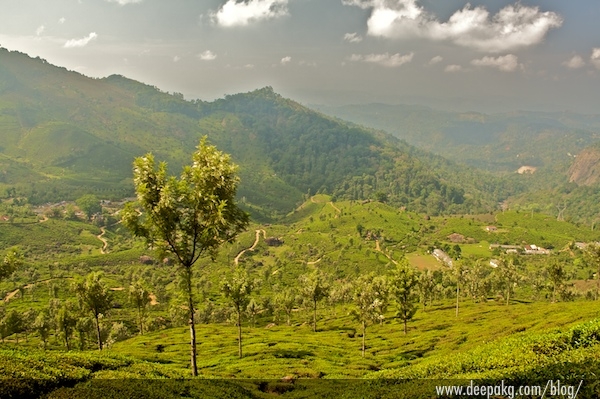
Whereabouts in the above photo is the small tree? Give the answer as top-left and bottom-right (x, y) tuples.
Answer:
(390, 260), (419, 334)
(450, 259), (469, 317)
(122, 137), (249, 376)
(547, 259), (567, 303)
(33, 310), (52, 350)
(350, 273), (388, 357)
(129, 280), (151, 335)
(417, 269), (436, 311)
(3, 309), (24, 343)
(275, 287), (298, 326)
(73, 272), (112, 350)
(76, 194), (102, 221)
(496, 255), (521, 305)
(56, 303), (77, 350)
(221, 267), (258, 358)
(1, 248), (23, 282)
(299, 270), (330, 332)
(584, 244), (600, 300)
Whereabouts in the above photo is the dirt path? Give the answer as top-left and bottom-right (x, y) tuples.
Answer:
(234, 229), (266, 266)
(97, 227), (108, 254)
(375, 240), (398, 265)
(329, 202), (341, 214)
(307, 258), (322, 265)
(3, 277), (72, 303)
(39, 215), (48, 223)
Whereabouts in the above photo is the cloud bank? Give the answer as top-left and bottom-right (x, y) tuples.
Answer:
(563, 55), (585, 69)
(212, 0), (288, 27)
(198, 50), (217, 61)
(350, 52), (414, 67)
(105, 0), (143, 5)
(64, 32), (98, 48)
(471, 54), (522, 72)
(342, 0), (562, 52)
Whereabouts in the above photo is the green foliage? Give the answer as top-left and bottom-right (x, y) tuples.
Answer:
(221, 267), (259, 358)
(0, 247), (22, 282)
(73, 272), (112, 350)
(76, 194), (101, 220)
(299, 270), (331, 332)
(390, 259), (419, 334)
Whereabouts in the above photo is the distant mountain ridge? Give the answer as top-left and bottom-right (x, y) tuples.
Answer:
(313, 103), (600, 178)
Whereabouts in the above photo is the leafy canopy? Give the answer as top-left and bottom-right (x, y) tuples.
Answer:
(122, 137), (249, 267)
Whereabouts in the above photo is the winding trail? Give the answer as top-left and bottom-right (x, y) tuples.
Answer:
(329, 201), (341, 214)
(234, 229), (266, 266)
(307, 258), (322, 265)
(97, 227), (108, 254)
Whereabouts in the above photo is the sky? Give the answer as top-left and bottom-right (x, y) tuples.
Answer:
(1, 0), (600, 113)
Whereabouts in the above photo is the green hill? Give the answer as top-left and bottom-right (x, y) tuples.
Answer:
(0, 47), (513, 220)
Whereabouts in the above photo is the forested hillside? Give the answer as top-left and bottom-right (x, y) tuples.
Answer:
(0, 48), (511, 219)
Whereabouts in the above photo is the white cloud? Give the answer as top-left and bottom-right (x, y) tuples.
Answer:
(444, 64), (462, 72)
(59, 17), (66, 24)
(471, 54), (522, 72)
(563, 55), (585, 69)
(342, 0), (563, 53)
(427, 55), (442, 65)
(350, 52), (414, 67)
(281, 56), (292, 65)
(198, 50), (217, 61)
(211, 0), (288, 27)
(64, 32), (98, 48)
(173, 55), (181, 63)
(105, 0), (143, 5)
(36, 25), (45, 36)
(591, 48), (600, 70)
(344, 32), (363, 43)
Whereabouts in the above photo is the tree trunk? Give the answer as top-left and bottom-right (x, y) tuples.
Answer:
(455, 283), (460, 317)
(506, 288), (510, 306)
(404, 319), (407, 335)
(138, 306), (144, 335)
(362, 320), (366, 357)
(186, 267), (198, 376)
(313, 299), (317, 332)
(237, 309), (243, 358)
(95, 314), (102, 351)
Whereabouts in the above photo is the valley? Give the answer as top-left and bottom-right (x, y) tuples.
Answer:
(2, 47), (600, 398)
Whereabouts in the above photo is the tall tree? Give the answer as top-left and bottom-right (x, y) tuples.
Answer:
(221, 267), (258, 358)
(73, 272), (112, 350)
(299, 270), (330, 332)
(121, 137), (249, 376)
(390, 260), (419, 334)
